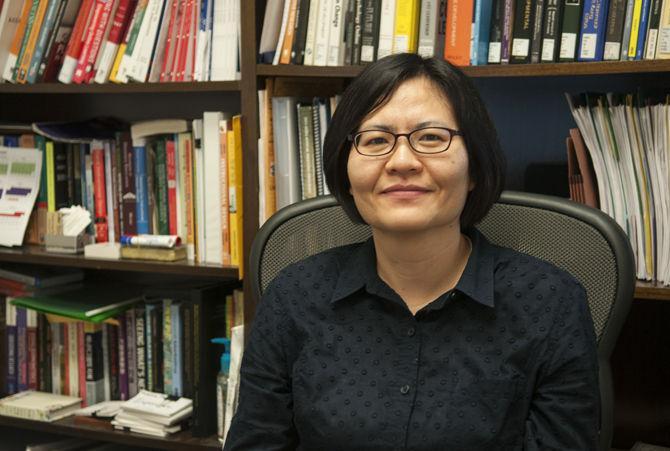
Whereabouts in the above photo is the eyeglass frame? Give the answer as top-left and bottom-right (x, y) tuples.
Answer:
(347, 126), (465, 157)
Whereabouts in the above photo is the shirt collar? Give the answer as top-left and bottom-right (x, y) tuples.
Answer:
(330, 228), (496, 309)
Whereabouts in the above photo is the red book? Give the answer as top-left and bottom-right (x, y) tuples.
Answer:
(77, 322), (87, 406)
(159, 0), (180, 82)
(42, 27), (73, 82)
(166, 138), (178, 236)
(171, 0), (191, 81)
(92, 143), (109, 243)
(107, 0), (136, 45)
(58, 0), (95, 83)
(73, 0), (116, 83)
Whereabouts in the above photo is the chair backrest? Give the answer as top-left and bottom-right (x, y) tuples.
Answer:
(249, 191), (635, 451)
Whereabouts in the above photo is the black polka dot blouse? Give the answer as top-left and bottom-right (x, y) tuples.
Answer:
(223, 228), (599, 451)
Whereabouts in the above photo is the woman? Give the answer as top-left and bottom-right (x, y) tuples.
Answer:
(224, 54), (599, 450)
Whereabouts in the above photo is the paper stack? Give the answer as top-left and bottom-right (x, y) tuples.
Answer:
(0, 391), (81, 422)
(112, 390), (193, 437)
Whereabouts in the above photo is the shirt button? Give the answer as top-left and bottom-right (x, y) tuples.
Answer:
(407, 327), (416, 337)
(400, 385), (410, 394)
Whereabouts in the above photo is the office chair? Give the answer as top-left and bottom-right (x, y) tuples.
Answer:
(249, 191), (635, 451)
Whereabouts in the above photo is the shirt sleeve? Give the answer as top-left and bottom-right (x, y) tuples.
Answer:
(223, 281), (298, 451)
(523, 279), (600, 451)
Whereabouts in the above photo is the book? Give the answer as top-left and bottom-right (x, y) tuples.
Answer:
(0, 264), (83, 288)
(559, 0), (584, 60)
(0, 390), (81, 422)
(510, 0), (534, 62)
(577, 0), (611, 61)
(603, 0), (626, 59)
(120, 245), (187, 261)
(444, 0), (474, 65)
(393, 0), (420, 53)
(11, 285), (142, 323)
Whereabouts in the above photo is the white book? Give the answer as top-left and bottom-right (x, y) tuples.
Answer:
(417, 0), (439, 57)
(222, 324), (244, 442)
(193, 0), (208, 80)
(203, 0), (214, 80)
(202, 111), (224, 264)
(271, 97), (301, 209)
(192, 119), (206, 263)
(210, 0), (239, 80)
(313, 0), (333, 65)
(122, 390), (193, 417)
(317, 100), (330, 195)
(377, 0), (396, 58)
(129, 0), (166, 82)
(91, 0), (121, 78)
(183, 0), (199, 80)
(116, 0), (156, 83)
(0, 391), (81, 422)
(272, 0), (291, 65)
(0, 0), (26, 78)
(115, 405), (192, 426)
(302, 0), (320, 64)
(51, 324), (61, 395)
(326, 0), (348, 66)
(656, 0), (670, 58)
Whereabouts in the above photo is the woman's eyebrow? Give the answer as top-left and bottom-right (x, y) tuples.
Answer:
(359, 121), (450, 131)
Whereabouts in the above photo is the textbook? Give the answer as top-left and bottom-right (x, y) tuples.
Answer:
(0, 390), (81, 422)
(11, 285), (143, 323)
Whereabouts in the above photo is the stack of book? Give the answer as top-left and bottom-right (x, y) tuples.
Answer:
(0, 264), (84, 298)
(0, 390), (81, 422)
(0, 0), (241, 85)
(259, 0), (670, 67)
(112, 390), (193, 437)
(566, 92), (670, 286)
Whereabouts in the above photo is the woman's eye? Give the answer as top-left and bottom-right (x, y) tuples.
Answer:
(363, 137), (389, 146)
(419, 134), (445, 142)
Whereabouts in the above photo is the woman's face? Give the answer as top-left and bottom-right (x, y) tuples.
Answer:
(347, 76), (474, 235)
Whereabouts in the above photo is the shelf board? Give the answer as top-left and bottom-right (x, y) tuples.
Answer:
(0, 415), (220, 450)
(0, 245), (238, 278)
(635, 280), (670, 301)
(257, 60), (670, 78)
(0, 81), (240, 94)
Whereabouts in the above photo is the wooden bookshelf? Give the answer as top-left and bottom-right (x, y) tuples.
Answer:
(0, 245), (238, 279)
(635, 281), (670, 301)
(256, 59), (670, 78)
(0, 81), (241, 94)
(0, 415), (220, 450)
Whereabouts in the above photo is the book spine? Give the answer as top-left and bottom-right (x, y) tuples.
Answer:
(101, 324), (110, 400)
(40, 24), (72, 82)
(311, 99), (324, 196)
(133, 143), (149, 234)
(559, 0), (583, 60)
(91, 141), (109, 243)
(291, 0), (311, 64)
(50, 323), (60, 394)
(26, 310), (38, 390)
(656, 0), (670, 58)
(166, 138), (178, 236)
(117, 314), (128, 399)
(130, 0), (166, 82)
(73, 0), (116, 83)
(418, 0), (437, 57)
(500, 0), (516, 62)
(37, 313), (50, 393)
(104, 142), (117, 243)
(113, 0), (148, 83)
(644, 0), (662, 58)
(84, 324), (102, 405)
(162, 298), (173, 395)
(76, 322), (86, 404)
(108, 323), (119, 400)
(135, 305), (146, 391)
(58, 0), (95, 83)
(489, 0), (504, 62)
(25, 0), (63, 84)
(444, 0), (474, 65)
(577, 0), (610, 60)
(157, 0), (178, 80)
(626, 0), (643, 57)
(1, 1), (35, 82)
(147, 0), (174, 82)
(125, 308), (137, 397)
(297, 104), (317, 199)
(151, 303), (163, 393)
(377, 0), (396, 58)
(342, 0), (356, 64)
(541, 0), (564, 60)
(114, 134), (124, 237)
(475, 0), (494, 64)
(529, 0), (546, 62)
(9, 0), (42, 83)
(84, 148), (96, 236)
(352, 0), (364, 63)
(633, 0), (651, 58)
(603, 0), (626, 58)
(5, 299), (17, 395)
(94, 0), (136, 83)
(181, 302), (193, 398)
(119, 133), (136, 235)
(108, 0), (144, 82)
(67, 321), (78, 397)
(218, 120), (230, 266)
(510, 0), (534, 62)
(61, 323), (69, 395)
(144, 304), (153, 392)
(182, 133), (195, 260)
(154, 138), (169, 235)
(171, 302), (182, 396)
(360, 0), (381, 62)
(16, 307), (27, 392)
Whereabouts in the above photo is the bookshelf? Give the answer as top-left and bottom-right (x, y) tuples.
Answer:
(0, 0), (669, 449)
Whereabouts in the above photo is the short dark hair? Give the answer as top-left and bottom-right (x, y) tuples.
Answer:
(323, 53), (506, 229)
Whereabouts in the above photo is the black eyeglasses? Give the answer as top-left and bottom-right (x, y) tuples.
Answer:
(348, 126), (464, 156)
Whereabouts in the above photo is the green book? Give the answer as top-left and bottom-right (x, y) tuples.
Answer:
(11, 285), (143, 323)
(154, 138), (169, 235)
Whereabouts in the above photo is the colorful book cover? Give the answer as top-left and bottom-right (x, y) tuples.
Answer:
(577, 0), (611, 60)
(132, 142), (149, 234)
